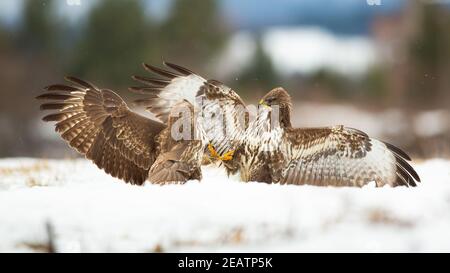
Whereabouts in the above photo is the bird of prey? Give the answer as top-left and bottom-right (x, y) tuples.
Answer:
(37, 76), (206, 185)
(132, 63), (420, 187)
(130, 62), (248, 161)
(224, 88), (421, 187)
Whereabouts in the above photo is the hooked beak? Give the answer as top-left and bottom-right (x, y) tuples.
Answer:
(259, 99), (271, 110)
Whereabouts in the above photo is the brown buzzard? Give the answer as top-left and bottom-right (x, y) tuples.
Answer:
(131, 62), (248, 160)
(225, 88), (421, 187)
(37, 77), (206, 185)
(38, 62), (420, 187)
(131, 63), (420, 187)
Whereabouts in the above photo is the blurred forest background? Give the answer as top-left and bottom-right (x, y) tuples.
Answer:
(0, 0), (450, 159)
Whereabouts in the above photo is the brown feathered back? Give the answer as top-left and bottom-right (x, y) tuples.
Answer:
(148, 100), (205, 184)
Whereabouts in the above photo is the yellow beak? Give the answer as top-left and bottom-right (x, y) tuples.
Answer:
(259, 99), (271, 110)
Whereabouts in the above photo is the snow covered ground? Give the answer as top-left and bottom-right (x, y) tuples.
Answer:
(0, 158), (449, 253)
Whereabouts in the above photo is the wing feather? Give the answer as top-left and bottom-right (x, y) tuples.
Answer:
(282, 126), (420, 187)
(37, 78), (166, 185)
(131, 62), (248, 157)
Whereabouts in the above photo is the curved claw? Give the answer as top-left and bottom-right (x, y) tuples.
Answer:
(220, 150), (234, 161)
(208, 143), (219, 158)
(208, 143), (234, 161)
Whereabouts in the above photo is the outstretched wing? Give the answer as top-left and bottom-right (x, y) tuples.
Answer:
(131, 62), (248, 156)
(37, 77), (166, 185)
(148, 100), (205, 184)
(280, 126), (420, 187)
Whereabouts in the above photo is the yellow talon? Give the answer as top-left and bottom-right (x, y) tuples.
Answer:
(220, 150), (234, 161)
(208, 143), (219, 158)
(208, 143), (234, 161)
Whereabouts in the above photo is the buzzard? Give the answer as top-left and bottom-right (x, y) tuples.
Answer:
(132, 63), (420, 187)
(223, 88), (421, 187)
(38, 62), (420, 187)
(130, 62), (248, 161)
(37, 76), (206, 185)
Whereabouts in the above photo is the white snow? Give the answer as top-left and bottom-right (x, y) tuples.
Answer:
(414, 110), (449, 138)
(214, 27), (378, 79)
(0, 158), (449, 252)
(213, 31), (257, 78)
(263, 27), (377, 77)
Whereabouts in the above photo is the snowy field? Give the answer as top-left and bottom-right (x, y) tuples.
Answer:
(0, 158), (450, 253)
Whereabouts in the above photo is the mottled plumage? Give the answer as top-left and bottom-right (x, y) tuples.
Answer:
(131, 62), (248, 158)
(226, 88), (421, 187)
(38, 62), (420, 188)
(37, 77), (205, 185)
(130, 63), (420, 187)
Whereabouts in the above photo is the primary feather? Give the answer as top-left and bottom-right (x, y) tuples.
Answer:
(37, 77), (206, 185)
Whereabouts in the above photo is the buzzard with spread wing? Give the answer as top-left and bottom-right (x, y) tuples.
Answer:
(130, 62), (248, 160)
(225, 88), (421, 187)
(129, 63), (420, 187)
(37, 77), (206, 185)
(38, 62), (420, 187)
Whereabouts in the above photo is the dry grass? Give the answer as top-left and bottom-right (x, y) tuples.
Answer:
(0, 160), (51, 188)
(366, 208), (414, 228)
(148, 227), (246, 252)
(148, 224), (296, 252)
(17, 242), (53, 253)
(0, 161), (49, 176)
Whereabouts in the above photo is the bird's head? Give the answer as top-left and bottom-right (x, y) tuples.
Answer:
(259, 87), (292, 110)
(259, 87), (292, 128)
